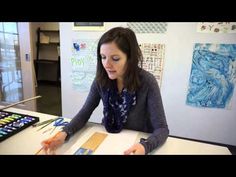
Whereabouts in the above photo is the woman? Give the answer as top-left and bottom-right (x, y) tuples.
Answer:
(41, 27), (169, 155)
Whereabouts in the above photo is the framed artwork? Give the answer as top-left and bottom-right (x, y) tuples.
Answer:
(186, 43), (236, 109)
(197, 22), (236, 33)
(72, 22), (105, 31)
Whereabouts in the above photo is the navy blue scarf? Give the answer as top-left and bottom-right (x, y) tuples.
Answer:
(102, 84), (136, 133)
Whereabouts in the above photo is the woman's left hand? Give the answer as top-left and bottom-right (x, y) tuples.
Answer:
(124, 143), (145, 155)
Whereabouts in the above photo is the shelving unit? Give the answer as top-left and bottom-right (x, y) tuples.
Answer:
(34, 27), (60, 84)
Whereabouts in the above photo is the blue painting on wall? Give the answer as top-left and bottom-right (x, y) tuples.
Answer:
(186, 43), (236, 109)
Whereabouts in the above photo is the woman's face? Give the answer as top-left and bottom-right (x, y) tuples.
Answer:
(100, 42), (127, 81)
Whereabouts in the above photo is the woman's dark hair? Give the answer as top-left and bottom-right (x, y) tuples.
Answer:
(96, 27), (143, 92)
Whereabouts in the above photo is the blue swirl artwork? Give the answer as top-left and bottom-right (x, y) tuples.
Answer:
(73, 43), (80, 51)
(186, 44), (236, 108)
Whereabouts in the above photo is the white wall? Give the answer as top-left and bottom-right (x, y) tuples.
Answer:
(60, 22), (236, 146)
(161, 23), (236, 146)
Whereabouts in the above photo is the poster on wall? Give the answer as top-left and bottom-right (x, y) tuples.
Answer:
(186, 43), (236, 109)
(70, 39), (98, 91)
(139, 43), (165, 87)
(72, 22), (105, 31)
(127, 22), (167, 33)
(197, 22), (236, 33)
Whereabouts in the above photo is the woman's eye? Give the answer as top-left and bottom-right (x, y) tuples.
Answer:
(112, 57), (120, 61)
(101, 56), (106, 60)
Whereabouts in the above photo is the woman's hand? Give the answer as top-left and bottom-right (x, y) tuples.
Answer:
(124, 143), (145, 155)
(41, 131), (67, 155)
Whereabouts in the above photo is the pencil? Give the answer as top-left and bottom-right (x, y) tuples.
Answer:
(35, 147), (44, 155)
(35, 132), (61, 155)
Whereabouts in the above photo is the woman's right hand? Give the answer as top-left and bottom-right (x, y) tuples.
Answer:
(41, 131), (67, 155)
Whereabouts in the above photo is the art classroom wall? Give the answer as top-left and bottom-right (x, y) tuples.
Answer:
(60, 22), (236, 146)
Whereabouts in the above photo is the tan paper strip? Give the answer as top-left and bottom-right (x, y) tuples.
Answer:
(80, 132), (108, 152)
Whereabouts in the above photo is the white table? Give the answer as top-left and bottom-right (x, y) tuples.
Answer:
(0, 107), (231, 155)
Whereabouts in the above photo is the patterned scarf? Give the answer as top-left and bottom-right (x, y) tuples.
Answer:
(102, 84), (136, 133)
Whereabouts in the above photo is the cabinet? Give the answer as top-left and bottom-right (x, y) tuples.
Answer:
(35, 27), (60, 84)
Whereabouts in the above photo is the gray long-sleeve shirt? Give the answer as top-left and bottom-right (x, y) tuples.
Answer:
(63, 68), (169, 154)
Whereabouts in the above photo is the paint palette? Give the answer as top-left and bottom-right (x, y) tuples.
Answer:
(0, 110), (39, 142)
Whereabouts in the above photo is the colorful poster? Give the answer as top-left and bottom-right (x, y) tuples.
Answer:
(139, 43), (165, 87)
(197, 22), (236, 33)
(70, 39), (98, 91)
(186, 43), (236, 109)
(127, 22), (167, 33)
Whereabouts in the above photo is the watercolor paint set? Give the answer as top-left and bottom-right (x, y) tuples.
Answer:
(0, 111), (39, 142)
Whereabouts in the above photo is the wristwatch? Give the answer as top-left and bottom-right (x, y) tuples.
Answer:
(62, 128), (72, 141)
(139, 138), (149, 154)
(140, 138), (148, 143)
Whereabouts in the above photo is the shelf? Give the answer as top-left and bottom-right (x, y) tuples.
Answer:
(39, 30), (59, 33)
(35, 27), (60, 83)
(39, 42), (60, 46)
(37, 80), (61, 86)
(35, 59), (59, 64)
